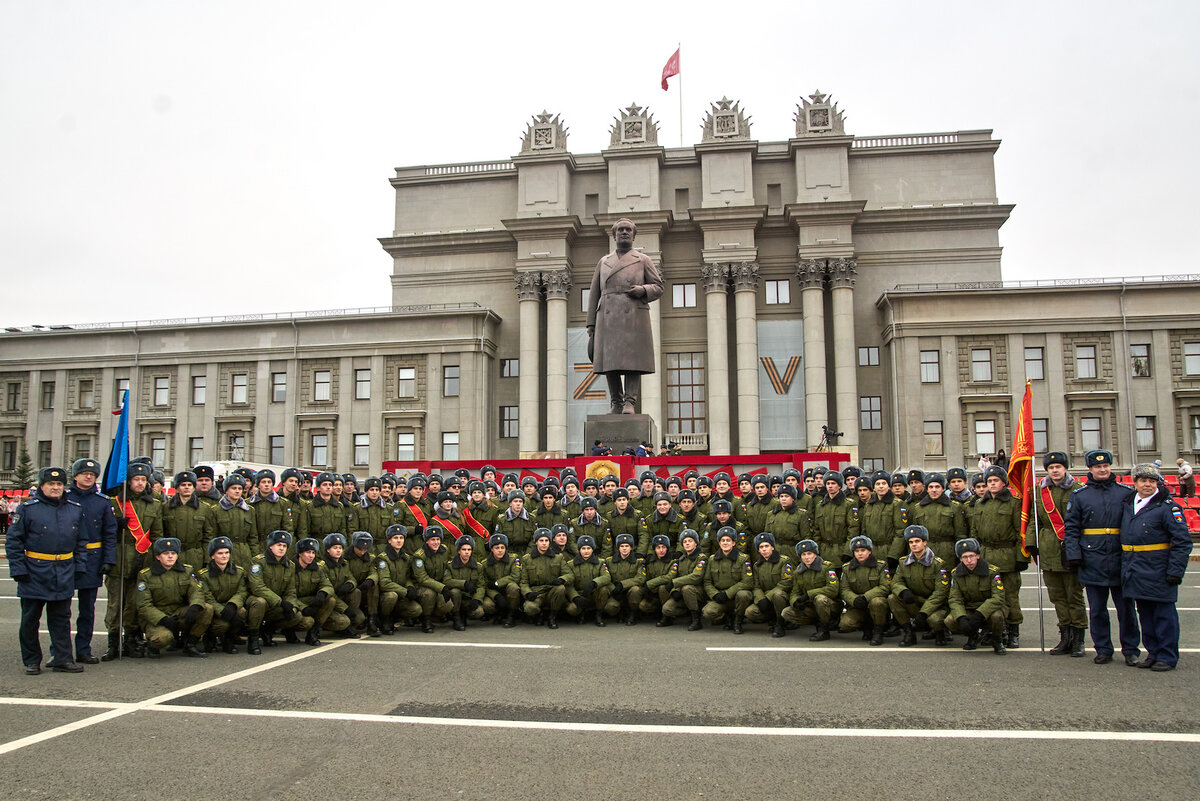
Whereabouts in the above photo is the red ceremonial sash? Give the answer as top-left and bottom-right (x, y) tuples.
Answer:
(462, 507), (490, 539)
(406, 501), (428, 528)
(124, 500), (151, 554)
(435, 514), (465, 540)
(1039, 485), (1067, 541)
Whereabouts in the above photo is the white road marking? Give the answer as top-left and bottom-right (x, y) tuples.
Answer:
(706, 646), (1200, 653)
(0, 596), (105, 602)
(0, 697), (128, 711)
(0, 639), (352, 755)
(352, 640), (559, 650)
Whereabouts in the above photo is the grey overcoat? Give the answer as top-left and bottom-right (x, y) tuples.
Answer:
(585, 249), (664, 374)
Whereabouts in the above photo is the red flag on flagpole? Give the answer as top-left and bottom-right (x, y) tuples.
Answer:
(661, 47), (680, 91)
(1008, 380), (1035, 557)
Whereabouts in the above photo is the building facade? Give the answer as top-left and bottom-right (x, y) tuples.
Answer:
(2, 92), (1198, 479)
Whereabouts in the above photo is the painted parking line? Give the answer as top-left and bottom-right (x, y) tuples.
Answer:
(0, 596), (105, 602)
(705, 646), (1200, 653)
(350, 640), (559, 650)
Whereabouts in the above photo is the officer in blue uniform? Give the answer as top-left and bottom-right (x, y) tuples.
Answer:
(65, 458), (118, 664)
(1119, 463), (1193, 671)
(6, 467), (89, 674)
(1063, 449), (1140, 665)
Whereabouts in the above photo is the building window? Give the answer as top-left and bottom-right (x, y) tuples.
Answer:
(501, 359), (519, 378)
(1135, 416), (1156, 451)
(271, 373), (287, 403)
(443, 366), (460, 397)
(269, 435), (284, 464)
(862, 458), (885, 473)
(1075, 345), (1097, 380)
(353, 433), (369, 465)
(231, 373), (248, 404)
(5, 382), (19, 411)
(37, 440), (52, 467)
(923, 421), (944, 456)
(971, 349), (992, 382)
(672, 283), (697, 308)
(78, 379), (94, 410)
(1, 440), (15, 470)
(500, 406), (519, 438)
(857, 347), (879, 367)
(1186, 342), (1200, 376)
(1130, 344), (1151, 377)
(150, 437), (166, 469)
(1024, 347), (1044, 381)
(189, 437), (204, 465)
(666, 352), (706, 435)
(396, 367), (416, 398)
(311, 433), (328, 466)
(859, 396), (882, 431)
(355, 369), (371, 400)
(765, 279), (790, 305)
(1080, 416), (1102, 452)
(975, 419), (996, 456)
(442, 432), (459, 460)
(314, 370), (331, 402)
(396, 432), (415, 461)
(191, 376), (206, 405)
(1191, 415), (1200, 451)
(675, 187), (689, 215)
(40, 381), (55, 410)
(115, 378), (130, 408)
(153, 376), (169, 406)
(581, 288), (591, 313)
(1032, 418), (1048, 454)
(919, 351), (940, 383)
(73, 438), (90, 460)
(227, 433), (245, 460)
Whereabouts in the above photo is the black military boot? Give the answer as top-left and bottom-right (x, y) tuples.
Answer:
(260, 623), (277, 648)
(594, 609), (606, 628)
(771, 618), (785, 638)
(869, 624), (885, 647)
(366, 615), (381, 637)
(304, 627), (322, 647)
(732, 616), (744, 635)
(380, 616), (396, 635)
(993, 638), (1008, 655)
(687, 611), (703, 631)
(1006, 624), (1020, 649)
(124, 632), (146, 658)
(420, 615), (434, 633)
(1048, 626), (1070, 655)
(898, 624), (916, 647)
(221, 636), (239, 655)
(1069, 626), (1086, 657)
(246, 633), (262, 655)
(100, 632), (122, 662)
(201, 633), (217, 653)
(182, 635), (208, 658)
(723, 613), (734, 631)
(882, 620), (902, 637)
(452, 612), (466, 631)
(656, 614), (674, 627)
(546, 611), (559, 630)
(503, 610), (516, 628)
(284, 627), (300, 644)
(809, 624), (830, 642)
(624, 608), (638, 627)
(963, 628), (981, 651)
(979, 629), (994, 647)
(934, 628), (951, 647)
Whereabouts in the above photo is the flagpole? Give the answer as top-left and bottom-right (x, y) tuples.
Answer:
(1033, 451), (1046, 653)
(677, 42), (683, 148)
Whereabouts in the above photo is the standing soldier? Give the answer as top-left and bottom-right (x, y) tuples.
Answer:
(204, 475), (256, 568)
(1032, 451), (1087, 656)
(563, 534), (611, 627)
(376, 525), (421, 633)
(570, 496), (612, 557)
(520, 529), (568, 629)
(947, 468), (973, 503)
(293, 537), (336, 645)
(480, 533), (523, 628)
(763, 484), (814, 561)
(781, 540), (840, 641)
(639, 492), (683, 557)
(533, 485), (569, 529)
(193, 465), (222, 508)
(890, 473), (910, 503)
(702, 499), (746, 555)
(162, 471), (211, 578)
(394, 476), (431, 554)
(813, 472), (859, 568)
(974, 465), (1027, 648)
(907, 470), (927, 505)
(700, 527), (753, 633)
(838, 535), (890, 646)
(308, 472), (353, 544)
(136, 537), (212, 658)
(675, 489), (708, 535)
(606, 487), (642, 554)
(107, 461), (162, 660)
(604, 533), (645, 626)
(464, 481), (498, 537)
(198, 536), (265, 654)
(910, 472), (966, 572)
(711, 472), (747, 524)
(66, 458), (117, 666)
(743, 476), (780, 536)
(356, 477), (399, 553)
(494, 490), (536, 558)
(248, 470), (295, 556)
(743, 533), (793, 638)
(948, 538), (1008, 655)
(559, 476), (584, 519)
(277, 468), (310, 543)
(248, 531), (312, 647)
(858, 470), (908, 571)
(888, 525), (951, 647)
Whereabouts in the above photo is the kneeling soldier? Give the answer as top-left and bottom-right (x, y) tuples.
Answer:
(136, 537), (212, 658)
(604, 533), (646, 625)
(376, 525), (421, 633)
(294, 537), (336, 646)
(888, 525), (951, 647)
(481, 533), (523, 627)
(444, 537), (485, 631)
(346, 532), (380, 637)
(249, 531), (312, 648)
(641, 534), (676, 624)
(781, 539), (840, 641)
(521, 529), (568, 629)
(743, 532), (793, 638)
(701, 527), (753, 633)
(662, 530), (707, 630)
(948, 537), (1007, 655)
(564, 534), (611, 626)
(839, 535), (890, 645)
(413, 526), (454, 631)
(322, 533), (363, 633)
(199, 536), (265, 654)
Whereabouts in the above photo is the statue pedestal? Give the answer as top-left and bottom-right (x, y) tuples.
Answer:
(584, 414), (657, 458)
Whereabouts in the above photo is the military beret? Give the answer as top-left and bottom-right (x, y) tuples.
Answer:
(925, 473), (946, 488)
(904, 525), (929, 541)
(970, 473), (986, 486)
(550, 523), (570, 536)
(753, 532), (776, 549)
(697, 476), (714, 488)
(955, 538), (981, 557)
(254, 469), (276, 484)
(455, 537), (473, 552)
(1084, 449), (1113, 467)
(296, 538), (319, 554)
(502, 472), (519, 486)
(946, 468), (967, 482)
(507, 490), (525, 503)
(173, 470), (197, 487)
(193, 465), (216, 480)
(385, 524), (407, 540)
(983, 465), (1008, 483)
(651, 534), (672, 549)
(208, 536), (234, 556)
(267, 530), (292, 548)
(532, 528), (552, 543)
(488, 533), (509, 548)
(795, 539), (819, 556)
(127, 462), (153, 480)
(871, 470), (892, 486)
(422, 526), (443, 541)
(612, 488), (630, 500)
(777, 484), (797, 499)
(717, 526), (738, 542)
(71, 458), (101, 477)
(677, 489), (696, 502)
(315, 472), (335, 487)
(614, 533), (635, 548)
(842, 466), (862, 479)
(907, 470), (925, 484)
(322, 533), (347, 550)
(679, 530), (699, 545)
(436, 491), (453, 504)
(580, 496), (598, 510)
(153, 537), (181, 555)
(824, 471), (844, 487)
(713, 472), (731, 484)
(539, 485), (558, 499)
(712, 499), (733, 514)
(848, 535), (874, 552)
(365, 477), (382, 491)
(575, 534), (597, 551)
(751, 475), (768, 487)
(666, 476), (683, 488)
(1043, 451), (1069, 469)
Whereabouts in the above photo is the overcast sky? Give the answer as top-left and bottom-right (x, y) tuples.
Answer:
(2, 1), (1197, 328)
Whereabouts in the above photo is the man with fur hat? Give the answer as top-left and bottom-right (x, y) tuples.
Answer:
(948, 538), (1008, 655)
(838, 535), (890, 645)
(1032, 452), (1087, 656)
(781, 540), (840, 641)
(136, 537), (212, 658)
(974, 465), (1026, 648)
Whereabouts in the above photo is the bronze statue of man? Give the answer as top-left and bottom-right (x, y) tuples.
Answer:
(586, 218), (664, 414)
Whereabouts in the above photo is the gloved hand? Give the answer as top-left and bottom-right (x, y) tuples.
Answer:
(311, 591), (328, 606)
(913, 612), (929, 630)
(13, 574), (30, 584)
(525, 592), (538, 602)
(712, 591), (728, 604)
(552, 577), (566, 586)
(357, 578), (375, 592)
(1025, 545), (1039, 559)
(406, 586), (420, 600)
(280, 601), (295, 617)
(159, 615), (179, 632)
(1064, 558), (1081, 570)
(441, 586), (453, 600)
(572, 595), (585, 607)
(488, 580), (499, 591)
(336, 581), (356, 595)
(899, 589), (917, 605)
(101, 564), (114, 576)
(887, 557), (899, 571)
(580, 584), (594, 599)
(583, 580), (596, 593)
(1015, 561), (1029, 571)
(462, 581), (476, 595)
(132, 554), (145, 572)
(114, 514), (127, 528)
(301, 605), (318, 619)
(756, 598), (772, 616)
(182, 604), (204, 627)
(465, 598), (481, 612)
(221, 603), (238, 622)
(792, 593), (810, 610)
(1167, 575), (1183, 586)
(610, 583), (625, 597)
(852, 595), (869, 610)
(669, 589), (683, 601)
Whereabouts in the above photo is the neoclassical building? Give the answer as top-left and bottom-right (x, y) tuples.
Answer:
(2, 92), (1199, 478)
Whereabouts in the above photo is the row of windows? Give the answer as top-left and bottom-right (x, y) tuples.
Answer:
(581, 280), (793, 312)
(857, 343), (1200, 381)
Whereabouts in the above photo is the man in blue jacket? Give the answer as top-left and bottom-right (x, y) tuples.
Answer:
(1063, 449), (1140, 665)
(6, 467), (89, 674)
(1120, 463), (1192, 671)
(66, 458), (118, 664)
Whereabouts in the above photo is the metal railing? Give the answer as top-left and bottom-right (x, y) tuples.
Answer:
(890, 274), (1200, 292)
(666, 432), (709, 451)
(853, 133), (960, 148)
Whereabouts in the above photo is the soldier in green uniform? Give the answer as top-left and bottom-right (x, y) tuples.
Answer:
(891, 473), (910, 504)
(857, 470), (908, 571)
(838, 535), (890, 645)
(321, 533), (362, 632)
(701, 527), (753, 633)
(533, 485), (569, 530)
(743, 476), (780, 536)
(743, 533), (793, 638)
(598, 475), (621, 520)
(909, 472), (966, 572)
(675, 489), (708, 535)
(376, 525), (422, 633)
(277, 468), (310, 543)
(494, 490), (536, 558)
(548, 524), (572, 560)
(345, 532), (380, 636)
(762, 484), (812, 560)
(639, 492), (682, 557)
(106, 461), (163, 659)
(813, 472), (860, 568)
(948, 537), (1008, 655)
(947, 467), (973, 503)
(248, 470), (296, 558)
(308, 472), (353, 545)
(198, 536), (265, 655)
(701, 499), (747, 555)
(662, 530), (707, 630)
(781, 540), (840, 641)
(975, 465), (1026, 648)
(606, 487), (642, 552)
(481, 533), (523, 628)
(520, 529), (568, 629)
(136, 537), (212, 658)
(563, 534), (611, 626)
(964, 473), (988, 534)
(356, 477), (400, 553)
(888, 525), (951, 647)
(293, 537), (335, 645)
(394, 477), (432, 555)
(413, 526), (454, 629)
(248, 531), (312, 647)
(570, 497), (612, 557)
(204, 476), (257, 568)
(710, 473), (747, 524)
(694, 476), (714, 518)
(192, 465), (221, 509)
(634, 473), (658, 519)
(1032, 451), (1087, 656)
(442, 537), (485, 630)
(641, 534), (676, 625)
(907, 469), (927, 506)
(464, 481), (498, 538)
(162, 470), (211, 571)
(604, 533), (645, 625)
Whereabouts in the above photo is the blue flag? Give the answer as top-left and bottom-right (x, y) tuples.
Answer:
(102, 390), (130, 495)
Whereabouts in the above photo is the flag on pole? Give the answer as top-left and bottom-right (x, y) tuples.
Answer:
(102, 390), (130, 495)
(1008, 380), (1035, 557)
(661, 47), (680, 91)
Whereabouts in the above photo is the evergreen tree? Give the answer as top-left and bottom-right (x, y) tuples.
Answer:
(11, 443), (34, 490)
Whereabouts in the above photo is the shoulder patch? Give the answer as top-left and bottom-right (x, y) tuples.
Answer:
(697, 559), (706, 569)
(994, 575), (1004, 590)
(136, 581), (147, 591)
(250, 564), (261, 574)
(513, 557), (521, 566)
(1172, 509), (1186, 525)
(379, 560), (387, 570)
(415, 559), (424, 568)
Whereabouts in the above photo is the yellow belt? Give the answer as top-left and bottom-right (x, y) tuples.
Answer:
(1122, 543), (1169, 552)
(25, 551), (74, 561)
(86, 542), (102, 550)
(1083, 528), (1120, 535)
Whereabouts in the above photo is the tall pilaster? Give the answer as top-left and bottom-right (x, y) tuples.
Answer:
(798, 258), (828, 447)
(702, 263), (731, 454)
(542, 269), (571, 455)
(829, 258), (858, 448)
(731, 261), (760, 454)
(515, 271), (542, 455)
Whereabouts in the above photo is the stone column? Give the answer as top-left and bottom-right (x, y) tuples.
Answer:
(543, 269), (571, 455)
(829, 257), (858, 448)
(798, 258), (828, 448)
(515, 271), (542, 454)
(702, 263), (731, 454)
(642, 289), (664, 433)
(731, 261), (760, 454)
